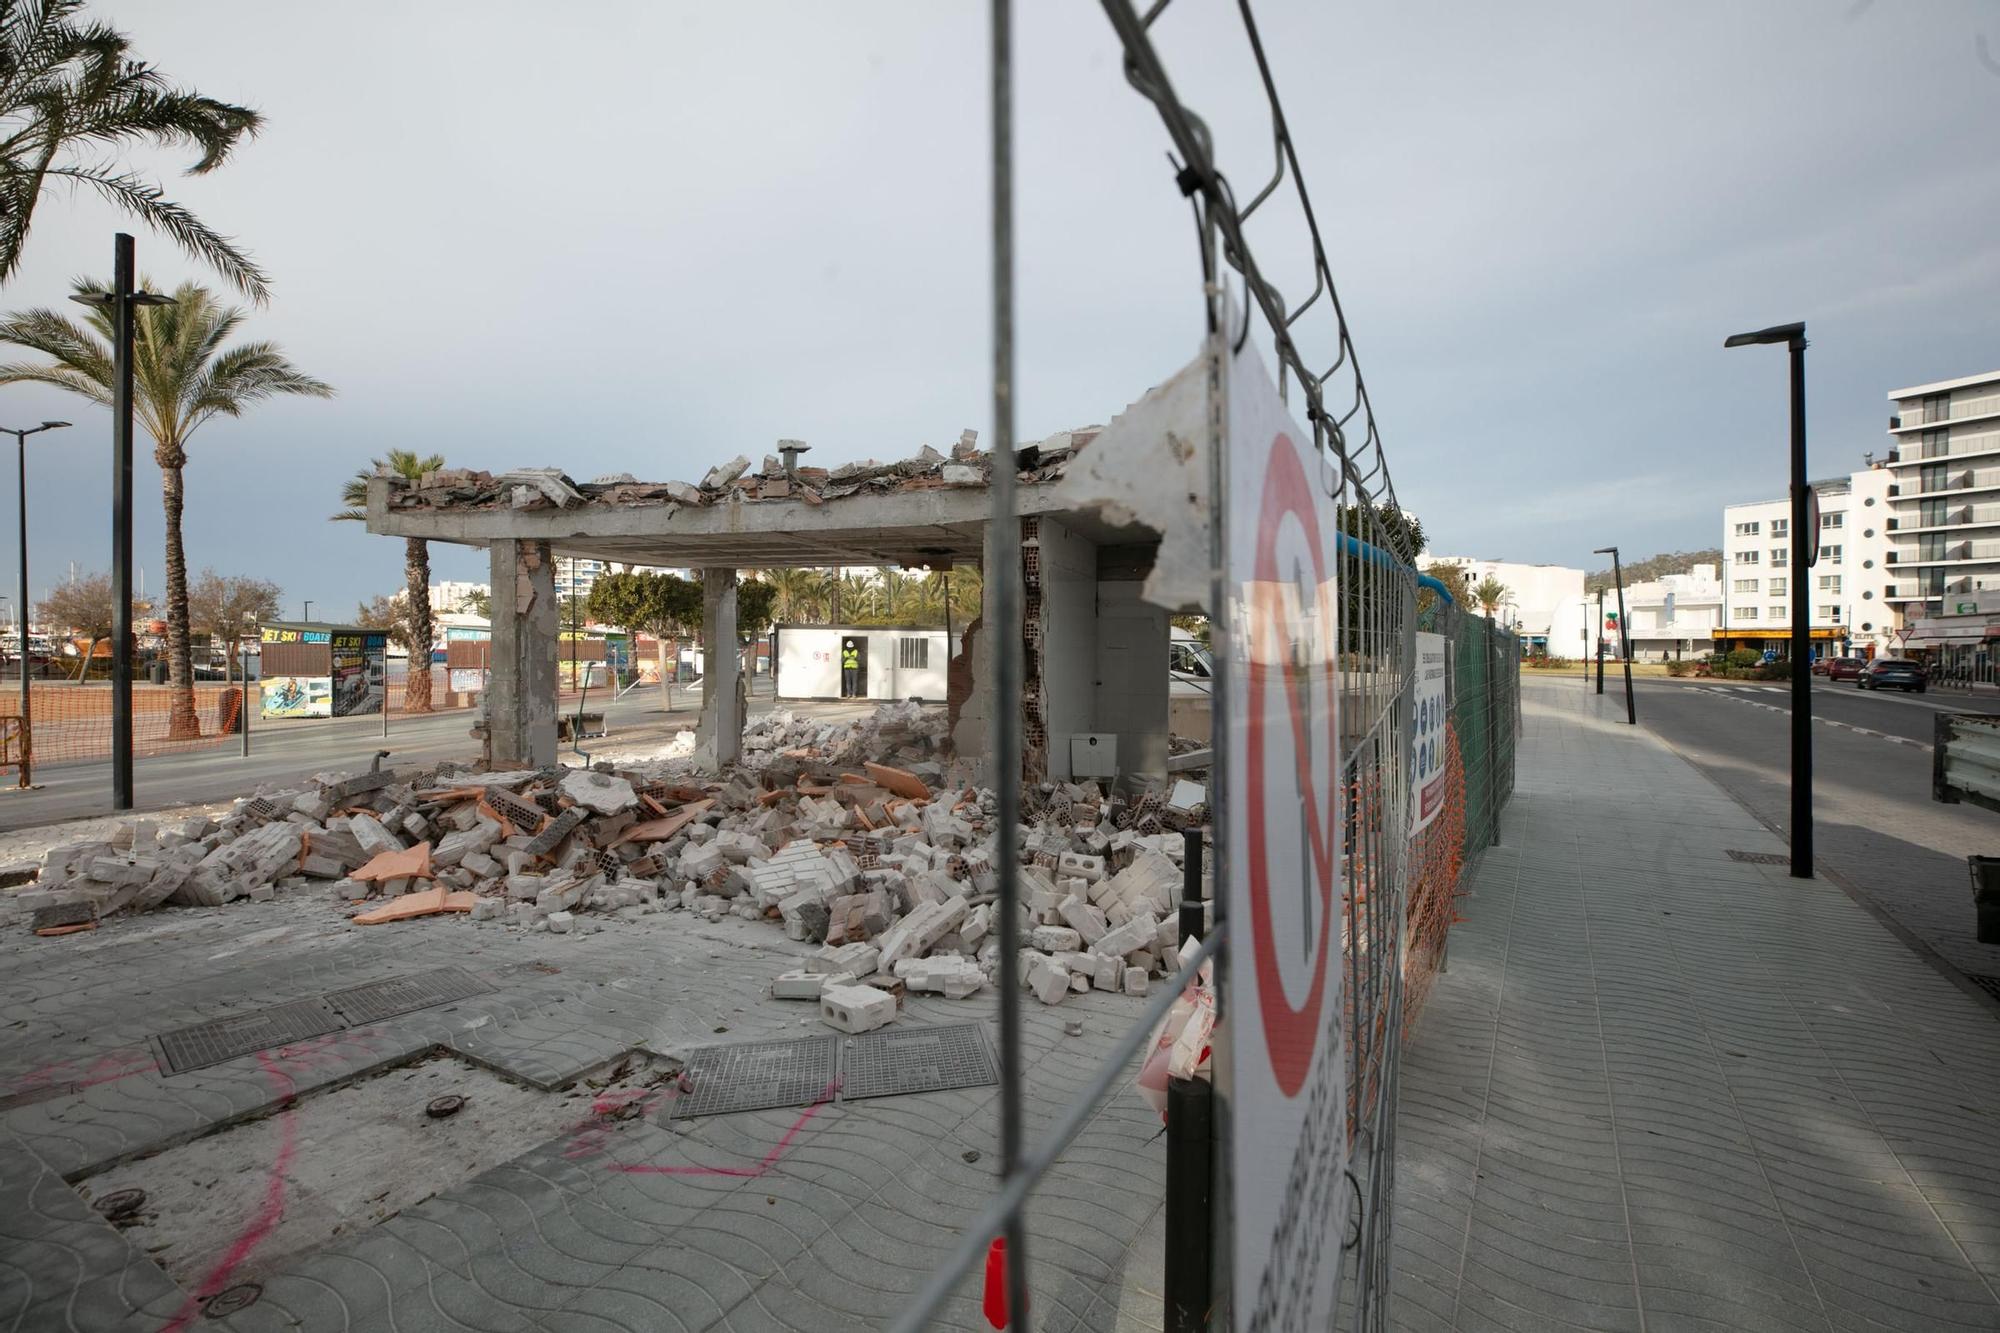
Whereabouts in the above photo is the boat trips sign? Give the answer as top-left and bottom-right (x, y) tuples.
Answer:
(1222, 338), (1349, 1330)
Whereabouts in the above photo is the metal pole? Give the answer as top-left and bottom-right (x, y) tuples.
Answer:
(1164, 1072), (1214, 1333)
(1613, 549), (1636, 724)
(1595, 588), (1605, 695)
(16, 430), (28, 784)
(1788, 335), (1813, 878)
(1178, 826), (1204, 945)
(989, 1), (1029, 1327)
(111, 233), (135, 811)
(240, 634), (251, 756)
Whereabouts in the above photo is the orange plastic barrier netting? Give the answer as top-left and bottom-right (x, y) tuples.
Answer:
(1402, 722), (1469, 1033)
(0, 670), (482, 771)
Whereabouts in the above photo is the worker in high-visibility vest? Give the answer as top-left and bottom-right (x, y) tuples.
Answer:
(841, 639), (861, 698)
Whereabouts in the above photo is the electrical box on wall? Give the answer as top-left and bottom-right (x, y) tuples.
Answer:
(1069, 733), (1118, 779)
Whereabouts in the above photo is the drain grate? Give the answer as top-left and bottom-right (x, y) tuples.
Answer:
(839, 1023), (999, 1102)
(324, 967), (493, 1026)
(149, 967), (497, 1076)
(150, 999), (344, 1075)
(1966, 974), (2000, 1004)
(666, 1025), (1000, 1118)
(1726, 849), (1792, 866)
(669, 1035), (840, 1119)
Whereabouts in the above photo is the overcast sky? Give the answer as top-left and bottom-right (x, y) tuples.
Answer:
(4, 1), (1996, 619)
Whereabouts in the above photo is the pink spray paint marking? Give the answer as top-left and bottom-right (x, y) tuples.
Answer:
(6, 1046), (157, 1097)
(159, 1050), (299, 1333)
(611, 1079), (841, 1178)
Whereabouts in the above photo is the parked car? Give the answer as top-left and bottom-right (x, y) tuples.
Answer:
(1858, 657), (1927, 692)
(1827, 656), (1866, 682)
(1811, 656), (1832, 675)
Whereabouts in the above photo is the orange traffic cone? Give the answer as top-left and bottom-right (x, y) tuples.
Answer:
(982, 1236), (1008, 1328)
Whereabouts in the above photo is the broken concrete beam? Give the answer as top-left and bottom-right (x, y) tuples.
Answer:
(893, 955), (986, 999)
(560, 769), (637, 814)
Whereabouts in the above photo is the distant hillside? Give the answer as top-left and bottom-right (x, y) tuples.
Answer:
(1585, 548), (1720, 593)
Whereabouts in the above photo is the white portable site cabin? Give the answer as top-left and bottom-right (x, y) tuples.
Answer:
(773, 624), (951, 702)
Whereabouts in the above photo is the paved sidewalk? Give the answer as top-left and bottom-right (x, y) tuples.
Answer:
(1394, 677), (2000, 1330)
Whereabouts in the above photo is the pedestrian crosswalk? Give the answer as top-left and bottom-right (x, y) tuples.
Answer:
(1693, 685), (1926, 746)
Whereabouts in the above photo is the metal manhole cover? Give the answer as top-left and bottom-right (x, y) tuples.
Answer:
(667, 1035), (839, 1119)
(839, 1024), (999, 1102)
(1726, 850), (1791, 866)
(324, 967), (493, 1026)
(150, 999), (344, 1075)
(1966, 974), (2000, 1004)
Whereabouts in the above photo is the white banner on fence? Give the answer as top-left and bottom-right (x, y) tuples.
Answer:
(1410, 631), (1448, 835)
(1222, 339), (1349, 1331)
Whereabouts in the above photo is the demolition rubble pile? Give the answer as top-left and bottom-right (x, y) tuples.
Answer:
(7, 703), (1209, 1035)
(374, 426), (1096, 517)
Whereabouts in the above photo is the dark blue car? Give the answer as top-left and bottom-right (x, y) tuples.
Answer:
(1858, 658), (1927, 693)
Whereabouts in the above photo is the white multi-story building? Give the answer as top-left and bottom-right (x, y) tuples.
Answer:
(428, 580), (490, 615)
(552, 558), (609, 602)
(1884, 368), (2000, 623)
(1615, 564), (1723, 661)
(1426, 556), (1585, 653)
(1719, 466), (1897, 659)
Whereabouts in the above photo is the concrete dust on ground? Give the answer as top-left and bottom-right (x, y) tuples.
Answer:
(78, 1052), (677, 1290)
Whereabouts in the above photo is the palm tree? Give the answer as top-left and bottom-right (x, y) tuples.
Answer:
(1473, 576), (1508, 619)
(834, 572), (875, 621)
(763, 568), (830, 624)
(336, 450), (446, 713)
(0, 279), (330, 736)
(0, 1), (269, 298)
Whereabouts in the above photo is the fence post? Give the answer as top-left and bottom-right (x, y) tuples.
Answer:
(1164, 824), (1214, 1330)
(1486, 631), (1501, 847)
(1164, 1073), (1214, 1333)
(1179, 827), (1204, 945)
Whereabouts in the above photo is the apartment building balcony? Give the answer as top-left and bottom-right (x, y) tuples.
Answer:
(1884, 439), (2000, 468)
(1890, 391), (2000, 433)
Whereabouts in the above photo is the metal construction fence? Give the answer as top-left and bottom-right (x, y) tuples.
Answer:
(891, 2), (1524, 1330)
(0, 669), (502, 774)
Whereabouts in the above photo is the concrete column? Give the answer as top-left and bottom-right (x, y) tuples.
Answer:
(695, 568), (741, 770)
(950, 522), (1008, 766)
(486, 537), (558, 768)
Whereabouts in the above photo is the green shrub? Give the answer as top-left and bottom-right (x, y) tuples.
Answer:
(1725, 647), (1762, 669)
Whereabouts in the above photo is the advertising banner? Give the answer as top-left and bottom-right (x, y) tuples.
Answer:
(1222, 337), (1349, 1331)
(261, 675), (331, 718)
(1411, 631), (1449, 834)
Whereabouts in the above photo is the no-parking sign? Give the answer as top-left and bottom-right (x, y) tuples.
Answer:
(1222, 340), (1349, 1330)
(1410, 632), (1448, 834)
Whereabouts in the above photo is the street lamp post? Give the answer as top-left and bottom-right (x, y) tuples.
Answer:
(1725, 320), (1812, 879)
(1595, 546), (1637, 724)
(3, 421), (71, 786)
(72, 235), (174, 811)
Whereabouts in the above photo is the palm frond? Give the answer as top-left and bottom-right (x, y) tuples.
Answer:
(0, 360), (108, 403)
(48, 164), (270, 303)
(0, 305), (112, 383)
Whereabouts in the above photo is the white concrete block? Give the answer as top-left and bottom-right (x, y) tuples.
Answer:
(820, 983), (896, 1033)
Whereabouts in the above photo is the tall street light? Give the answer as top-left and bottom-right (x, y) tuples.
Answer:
(1725, 320), (1812, 879)
(3, 420), (70, 785)
(1594, 546), (1636, 724)
(72, 234), (174, 811)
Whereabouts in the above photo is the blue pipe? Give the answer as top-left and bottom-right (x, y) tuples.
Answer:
(1335, 528), (1453, 606)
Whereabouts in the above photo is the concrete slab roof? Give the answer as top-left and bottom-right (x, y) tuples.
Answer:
(363, 434), (1158, 569)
